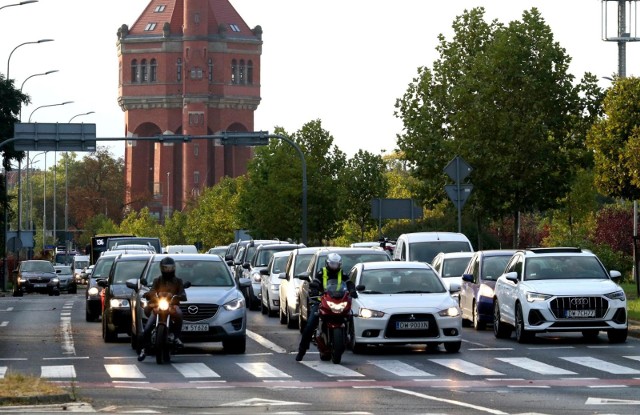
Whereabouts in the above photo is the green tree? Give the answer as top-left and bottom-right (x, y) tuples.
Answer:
(162, 210), (188, 246)
(118, 207), (162, 238)
(394, 7), (602, 247)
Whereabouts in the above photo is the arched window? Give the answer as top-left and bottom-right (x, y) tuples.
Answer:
(150, 58), (157, 82)
(208, 58), (213, 83)
(231, 59), (237, 84)
(177, 58), (182, 81)
(239, 59), (245, 84)
(131, 59), (139, 83)
(141, 59), (148, 82)
(247, 60), (253, 85)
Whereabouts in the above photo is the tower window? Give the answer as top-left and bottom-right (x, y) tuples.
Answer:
(194, 171), (200, 184)
(230, 24), (240, 32)
(144, 23), (157, 31)
(194, 143), (199, 157)
(177, 58), (182, 81)
(239, 59), (245, 84)
(247, 60), (253, 84)
(208, 58), (213, 82)
(154, 5), (166, 12)
(231, 59), (237, 84)
(131, 59), (139, 83)
(150, 58), (157, 82)
(190, 67), (203, 79)
(141, 59), (148, 82)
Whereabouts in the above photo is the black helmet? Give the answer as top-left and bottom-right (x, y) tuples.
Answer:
(160, 257), (176, 276)
(325, 253), (342, 272)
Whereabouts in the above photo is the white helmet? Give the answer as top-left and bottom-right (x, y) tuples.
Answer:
(326, 253), (342, 271)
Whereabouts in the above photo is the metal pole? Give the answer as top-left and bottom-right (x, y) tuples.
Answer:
(42, 155), (46, 251)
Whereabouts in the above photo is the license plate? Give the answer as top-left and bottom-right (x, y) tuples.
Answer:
(182, 324), (209, 332)
(396, 321), (429, 330)
(33, 283), (46, 288)
(566, 310), (595, 318)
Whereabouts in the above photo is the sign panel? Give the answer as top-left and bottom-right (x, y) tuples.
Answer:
(444, 155), (472, 182)
(370, 198), (423, 220)
(445, 184), (474, 209)
(13, 123), (97, 151)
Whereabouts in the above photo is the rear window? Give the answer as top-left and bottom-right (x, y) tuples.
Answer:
(410, 241), (471, 263)
(93, 257), (115, 279)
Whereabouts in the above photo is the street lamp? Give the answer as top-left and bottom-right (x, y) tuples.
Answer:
(68, 111), (95, 123)
(28, 101), (73, 123)
(0, 1), (38, 13)
(7, 38), (54, 80)
(19, 70), (59, 92)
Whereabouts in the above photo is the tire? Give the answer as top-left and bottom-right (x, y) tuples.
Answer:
(279, 304), (287, 324)
(260, 295), (268, 315)
(248, 290), (260, 311)
(493, 300), (511, 339)
(330, 327), (346, 364)
(348, 321), (365, 354)
(515, 304), (533, 343)
(102, 314), (118, 343)
(13, 289), (22, 297)
(608, 328), (628, 343)
(444, 341), (461, 353)
(222, 336), (247, 354)
(155, 324), (168, 364)
(85, 309), (96, 322)
(473, 300), (485, 330)
(287, 307), (298, 329)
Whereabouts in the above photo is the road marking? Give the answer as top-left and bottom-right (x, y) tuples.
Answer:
(624, 355), (640, 362)
(0, 367), (6, 379)
(246, 330), (288, 353)
(0, 321), (8, 327)
(172, 363), (220, 378)
(389, 388), (508, 414)
(300, 361), (364, 377)
(496, 357), (576, 375)
(586, 397), (640, 405)
(41, 365), (76, 378)
(60, 313), (75, 356)
(237, 362), (291, 378)
(368, 360), (434, 377)
(561, 356), (640, 375)
(220, 397), (310, 407)
(430, 359), (503, 376)
(105, 364), (145, 379)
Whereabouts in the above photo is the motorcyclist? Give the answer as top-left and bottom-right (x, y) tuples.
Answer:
(295, 253), (357, 361)
(137, 256), (187, 361)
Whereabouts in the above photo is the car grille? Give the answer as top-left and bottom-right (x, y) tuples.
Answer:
(549, 296), (608, 319)
(180, 303), (220, 322)
(385, 313), (439, 338)
(26, 277), (52, 283)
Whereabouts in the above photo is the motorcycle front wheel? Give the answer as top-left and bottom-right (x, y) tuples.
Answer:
(330, 327), (346, 364)
(155, 324), (171, 364)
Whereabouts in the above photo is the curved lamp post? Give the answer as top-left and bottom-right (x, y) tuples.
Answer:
(28, 101), (73, 123)
(68, 111), (95, 123)
(20, 69), (58, 92)
(7, 38), (53, 80)
(0, 1), (38, 13)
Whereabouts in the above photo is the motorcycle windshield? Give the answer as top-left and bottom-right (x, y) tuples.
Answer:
(324, 281), (348, 299)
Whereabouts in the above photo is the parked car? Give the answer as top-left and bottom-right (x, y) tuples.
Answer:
(459, 250), (516, 330)
(393, 232), (473, 263)
(260, 250), (292, 317)
(207, 245), (228, 258)
(278, 246), (323, 329)
(163, 244), (198, 254)
(242, 242), (305, 310)
(127, 253), (248, 353)
(99, 253), (153, 342)
(54, 265), (78, 294)
(229, 239), (281, 282)
(298, 247), (392, 331)
(493, 247), (628, 343)
(349, 261), (462, 353)
(85, 256), (116, 322)
(12, 260), (60, 297)
(430, 251), (474, 291)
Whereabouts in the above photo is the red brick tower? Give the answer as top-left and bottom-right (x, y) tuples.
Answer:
(117, 0), (261, 219)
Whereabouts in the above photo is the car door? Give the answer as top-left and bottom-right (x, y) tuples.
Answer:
(498, 255), (523, 325)
(460, 254), (479, 319)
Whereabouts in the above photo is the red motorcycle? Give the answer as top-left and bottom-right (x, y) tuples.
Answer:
(314, 281), (353, 364)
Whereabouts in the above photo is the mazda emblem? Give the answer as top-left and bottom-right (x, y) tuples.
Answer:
(187, 305), (199, 315)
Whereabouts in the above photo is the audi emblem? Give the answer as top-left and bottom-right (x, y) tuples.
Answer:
(187, 305), (199, 315)
(570, 297), (589, 306)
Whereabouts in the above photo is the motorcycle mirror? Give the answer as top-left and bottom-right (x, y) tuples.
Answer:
(183, 281), (192, 289)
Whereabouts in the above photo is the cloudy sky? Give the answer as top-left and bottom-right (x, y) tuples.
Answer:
(2, 0), (638, 167)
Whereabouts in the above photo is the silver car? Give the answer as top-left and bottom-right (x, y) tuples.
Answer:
(260, 250), (292, 317)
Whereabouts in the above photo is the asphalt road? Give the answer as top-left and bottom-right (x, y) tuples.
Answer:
(0, 292), (640, 414)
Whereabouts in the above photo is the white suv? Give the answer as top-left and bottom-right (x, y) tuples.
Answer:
(493, 247), (627, 343)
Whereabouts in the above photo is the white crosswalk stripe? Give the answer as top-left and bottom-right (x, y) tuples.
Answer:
(104, 364), (145, 379)
(0, 367), (6, 379)
(369, 360), (434, 377)
(496, 357), (576, 375)
(300, 361), (364, 377)
(430, 358), (504, 376)
(237, 362), (291, 378)
(41, 365), (76, 378)
(172, 362), (220, 378)
(560, 356), (640, 375)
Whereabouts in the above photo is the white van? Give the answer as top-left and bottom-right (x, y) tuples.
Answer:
(72, 255), (90, 282)
(163, 244), (199, 254)
(393, 232), (473, 263)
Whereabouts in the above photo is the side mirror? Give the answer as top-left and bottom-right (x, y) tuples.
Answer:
(278, 272), (287, 280)
(140, 278), (148, 286)
(505, 272), (518, 283)
(125, 279), (138, 291)
(183, 281), (192, 289)
(226, 259), (234, 267)
(355, 284), (365, 292)
(97, 279), (108, 288)
(462, 273), (473, 283)
(238, 277), (251, 288)
(297, 271), (311, 282)
(259, 268), (269, 276)
(242, 262), (251, 270)
(56, 269), (62, 274)
(610, 270), (622, 282)
(448, 282), (461, 293)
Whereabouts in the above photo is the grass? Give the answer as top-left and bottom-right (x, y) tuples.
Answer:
(622, 282), (640, 321)
(0, 373), (68, 402)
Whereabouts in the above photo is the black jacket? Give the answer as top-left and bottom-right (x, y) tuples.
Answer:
(146, 274), (187, 305)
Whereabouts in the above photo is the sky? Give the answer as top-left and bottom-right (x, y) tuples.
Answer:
(2, 0), (639, 168)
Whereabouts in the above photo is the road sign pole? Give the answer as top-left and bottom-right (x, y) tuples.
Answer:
(456, 157), (462, 233)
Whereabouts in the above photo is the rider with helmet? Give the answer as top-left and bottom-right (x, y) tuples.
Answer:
(137, 256), (187, 361)
(295, 252), (357, 361)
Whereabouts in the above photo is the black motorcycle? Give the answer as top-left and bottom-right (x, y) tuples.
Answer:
(146, 282), (190, 364)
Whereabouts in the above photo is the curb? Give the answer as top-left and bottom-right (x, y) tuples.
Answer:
(0, 393), (74, 406)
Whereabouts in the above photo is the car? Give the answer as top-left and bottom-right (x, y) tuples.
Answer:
(99, 253), (153, 342)
(163, 244), (199, 254)
(459, 250), (516, 330)
(430, 251), (474, 291)
(12, 260), (60, 297)
(109, 244), (156, 254)
(493, 247), (628, 343)
(54, 265), (78, 294)
(260, 250), (292, 317)
(298, 247), (392, 331)
(393, 232), (473, 263)
(85, 256), (116, 322)
(127, 253), (248, 353)
(278, 246), (323, 329)
(229, 239), (281, 282)
(349, 261), (462, 353)
(207, 245), (228, 258)
(241, 242), (305, 310)
(72, 255), (90, 284)
(79, 265), (94, 284)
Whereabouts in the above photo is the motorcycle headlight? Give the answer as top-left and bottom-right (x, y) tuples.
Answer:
(359, 308), (385, 318)
(88, 287), (99, 296)
(157, 298), (170, 311)
(110, 298), (130, 308)
(327, 300), (347, 313)
(478, 284), (494, 298)
(224, 297), (245, 311)
(605, 290), (626, 301)
(526, 292), (552, 303)
(438, 306), (460, 317)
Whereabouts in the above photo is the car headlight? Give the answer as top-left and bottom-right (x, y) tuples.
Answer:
(478, 284), (494, 298)
(52, 278), (59, 283)
(438, 306), (460, 317)
(251, 272), (262, 283)
(270, 284), (279, 291)
(526, 292), (552, 302)
(110, 298), (130, 308)
(224, 297), (245, 311)
(605, 290), (626, 301)
(88, 287), (99, 295)
(359, 308), (385, 318)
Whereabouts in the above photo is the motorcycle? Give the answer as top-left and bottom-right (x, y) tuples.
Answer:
(146, 282), (190, 364)
(312, 280), (353, 364)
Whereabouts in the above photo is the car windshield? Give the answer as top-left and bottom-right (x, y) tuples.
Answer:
(112, 260), (149, 284)
(409, 241), (471, 263)
(271, 256), (289, 274)
(294, 254), (314, 275)
(255, 248), (288, 267)
(93, 258), (115, 279)
(524, 256), (608, 281)
(442, 257), (471, 278)
(481, 256), (511, 281)
(360, 268), (446, 294)
(55, 266), (72, 275)
(147, 259), (234, 287)
(22, 261), (54, 273)
(74, 261), (89, 270)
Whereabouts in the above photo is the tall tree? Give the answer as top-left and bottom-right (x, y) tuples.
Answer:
(394, 7), (601, 247)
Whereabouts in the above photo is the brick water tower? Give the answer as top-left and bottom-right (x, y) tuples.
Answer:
(117, 0), (262, 219)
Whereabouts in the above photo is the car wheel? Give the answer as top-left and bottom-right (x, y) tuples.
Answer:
(102, 313), (117, 343)
(222, 336), (247, 354)
(248, 290), (260, 311)
(85, 309), (95, 322)
(298, 308), (306, 332)
(473, 300), (485, 331)
(515, 304), (533, 343)
(279, 303), (287, 324)
(426, 342), (440, 352)
(287, 306), (298, 329)
(608, 328), (628, 343)
(260, 294), (268, 315)
(493, 300), (511, 339)
(444, 341), (461, 353)
(348, 322), (365, 354)
(267, 303), (278, 318)
(13, 288), (22, 297)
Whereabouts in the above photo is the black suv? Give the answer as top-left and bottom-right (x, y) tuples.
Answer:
(99, 253), (153, 342)
(298, 247), (391, 331)
(12, 260), (60, 296)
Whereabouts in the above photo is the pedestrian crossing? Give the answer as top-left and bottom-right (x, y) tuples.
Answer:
(2, 355), (640, 383)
